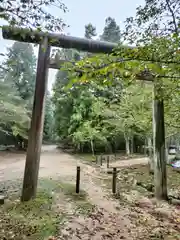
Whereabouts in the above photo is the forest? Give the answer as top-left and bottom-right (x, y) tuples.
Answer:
(0, 41), (54, 148)
(1, 1), (180, 239)
(1, 14), (180, 158)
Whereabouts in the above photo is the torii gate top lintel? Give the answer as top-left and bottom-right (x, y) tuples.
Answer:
(2, 26), (117, 54)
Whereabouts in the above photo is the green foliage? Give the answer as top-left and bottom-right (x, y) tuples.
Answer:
(52, 18), (155, 154)
(52, 10), (180, 155)
(53, 58), (151, 153)
(0, 77), (30, 139)
(103, 83), (153, 138)
(5, 42), (36, 101)
(0, 41), (55, 145)
(0, 42), (37, 144)
(0, 191), (60, 239)
(58, 182), (87, 201)
(100, 17), (121, 43)
(0, 0), (67, 31)
(124, 0), (180, 43)
(84, 23), (97, 39)
(58, 181), (95, 216)
(53, 50), (126, 153)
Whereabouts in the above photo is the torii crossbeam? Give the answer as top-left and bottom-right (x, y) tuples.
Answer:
(2, 26), (117, 53)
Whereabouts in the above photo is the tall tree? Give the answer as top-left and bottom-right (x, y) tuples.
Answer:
(100, 17), (121, 43)
(84, 23), (97, 39)
(2, 42), (37, 148)
(0, 74), (30, 144)
(5, 42), (36, 101)
(52, 49), (81, 140)
(122, 0), (180, 201)
(124, 0), (180, 43)
(43, 92), (54, 142)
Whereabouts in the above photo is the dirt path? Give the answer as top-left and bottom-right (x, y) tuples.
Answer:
(0, 146), (151, 239)
(0, 146), (148, 182)
(110, 157), (148, 167)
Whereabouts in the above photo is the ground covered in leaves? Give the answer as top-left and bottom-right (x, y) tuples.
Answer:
(1, 149), (180, 239)
(103, 164), (180, 239)
(0, 178), (94, 240)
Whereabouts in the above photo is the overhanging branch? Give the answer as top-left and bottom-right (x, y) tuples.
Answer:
(49, 58), (180, 81)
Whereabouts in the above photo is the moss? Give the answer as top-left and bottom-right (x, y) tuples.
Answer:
(0, 178), (95, 240)
(58, 181), (87, 201)
(73, 153), (96, 165)
(0, 191), (62, 240)
(58, 181), (95, 216)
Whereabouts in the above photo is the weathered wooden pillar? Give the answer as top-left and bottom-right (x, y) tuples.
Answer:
(21, 37), (50, 201)
(153, 80), (168, 200)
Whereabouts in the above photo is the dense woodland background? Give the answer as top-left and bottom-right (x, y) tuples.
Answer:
(1, 1), (180, 157)
(1, 1), (180, 238)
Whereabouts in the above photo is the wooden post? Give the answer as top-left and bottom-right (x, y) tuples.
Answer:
(107, 155), (110, 168)
(100, 155), (103, 166)
(144, 139), (147, 156)
(76, 166), (80, 193)
(0, 195), (5, 205)
(112, 167), (117, 194)
(130, 136), (134, 154)
(21, 37), (50, 202)
(153, 80), (168, 200)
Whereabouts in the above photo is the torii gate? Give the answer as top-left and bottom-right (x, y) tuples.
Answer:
(2, 26), (167, 201)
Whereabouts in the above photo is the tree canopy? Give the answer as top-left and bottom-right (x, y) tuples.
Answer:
(0, 0), (67, 31)
(1, 0), (180, 201)
(0, 41), (54, 147)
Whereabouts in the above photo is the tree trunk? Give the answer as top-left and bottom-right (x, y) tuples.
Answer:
(176, 138), (180, 153)
(130, 136), (134, 154)
(165, 141), (169, 164)
(90, 139), (95, 156)
(125, 134), (130, 155)
(153, 82), (168, 200)
(113, 141), (117, 157)
(147, 137), (154, 174)
(144, 139), (147, 156)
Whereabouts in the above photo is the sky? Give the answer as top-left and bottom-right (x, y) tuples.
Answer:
(0, 0), (145, 91)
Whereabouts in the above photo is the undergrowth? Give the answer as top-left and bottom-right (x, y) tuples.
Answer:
(103, 165), (180, 197)
(102, 164), (180, 239)
(58, 181), (95, 216)
(0, 178), (94, 240)
(0, 191), (61, 240)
